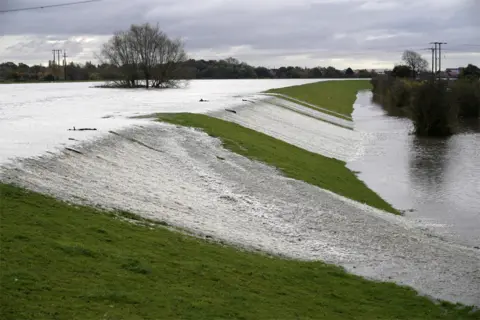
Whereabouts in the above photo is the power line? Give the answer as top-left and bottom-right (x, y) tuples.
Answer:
(0, 0), (102, 13)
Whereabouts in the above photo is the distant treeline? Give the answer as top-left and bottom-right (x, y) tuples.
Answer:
(0, 59), (377, 83)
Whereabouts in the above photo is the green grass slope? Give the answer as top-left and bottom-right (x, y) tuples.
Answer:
(1, 184), (478, 319)
(267, 80), (373, 116)
(158, 113), (397, 214)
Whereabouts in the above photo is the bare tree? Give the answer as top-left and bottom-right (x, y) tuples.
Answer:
(99, 30), (140, 87)
(402, 50), (428, 78)
(98, 23), (188, 89)
(151, 37), (188, 88)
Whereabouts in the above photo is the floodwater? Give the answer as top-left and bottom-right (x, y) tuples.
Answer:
(0, 79), (319, 164)
(349, 92), (480, 247)
(1, 81), (479, 306)
(1, 123), (479, 306)
(211, 96), (362, 162)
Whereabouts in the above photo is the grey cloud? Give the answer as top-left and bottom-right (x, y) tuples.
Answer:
(0, 0), (479, 67)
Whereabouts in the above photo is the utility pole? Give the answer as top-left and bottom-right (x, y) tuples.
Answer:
(430, 42), (438, 75)
(63, 51), (68, 81)
(52, 49), (62, 80)
(430, 42), (447, 78)
(424, 47), (435, 76)
(52, 50), (56, 81)
(438, 42), (447, 76)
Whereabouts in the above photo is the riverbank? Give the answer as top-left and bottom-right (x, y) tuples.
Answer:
(2, 79), (479, 317)
(2, 122), (479, 308)
(350, 91), (480, 247)
(157, 113), (396, 213)
(2, 182), (479, 319)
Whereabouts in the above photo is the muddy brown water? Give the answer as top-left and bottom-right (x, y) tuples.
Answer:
(349, 92), (480, 248)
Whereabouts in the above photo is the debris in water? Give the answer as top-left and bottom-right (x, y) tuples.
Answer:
(225, 109), (237, 114)
(65, 147), (83, 155)
(219, 195), (237, 202)
(68, 126), (97, 131)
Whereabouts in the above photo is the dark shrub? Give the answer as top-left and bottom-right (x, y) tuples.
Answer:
(451, 79), (480, 118)
(389, 80), (411, 108)
(409, 81), (458, 137)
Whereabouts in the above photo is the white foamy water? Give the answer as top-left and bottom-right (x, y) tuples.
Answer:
(0, 79), (320, 164)
(211, 97), (364, 162)
(2, 80), (479, 307)
(1, 123), (478, 306)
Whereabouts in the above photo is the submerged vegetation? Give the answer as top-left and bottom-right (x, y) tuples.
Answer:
(157, 113), (397, 213)
(2, 184), (479, 319)
(267, 80), (373, 116)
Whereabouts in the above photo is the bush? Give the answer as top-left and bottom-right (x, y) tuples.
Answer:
(389, 80), (411, 108)
(371, 77), (412, 116)
(451, 79), (480, 118)
(409, 81), (458, 137)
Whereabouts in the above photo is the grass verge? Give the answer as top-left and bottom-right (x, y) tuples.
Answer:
(158, 113), (397, 214)
(267, 80), (373, 116)
(1, 184), (478, 319)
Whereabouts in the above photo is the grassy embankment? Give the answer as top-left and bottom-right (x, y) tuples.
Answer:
(156, 80), (395, 213)
(4, 79), (470, 319)
(1, 184), (479, 319)
(267, 80), (373, 117)
(157, 113), (396, 214)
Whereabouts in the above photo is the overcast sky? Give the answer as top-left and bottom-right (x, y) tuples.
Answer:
(0, 0), (479, 69)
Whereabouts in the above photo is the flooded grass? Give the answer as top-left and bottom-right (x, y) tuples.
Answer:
(1, 183), (478, 319)
(267, 80), (372, 116)
(157, 113), (397, 214)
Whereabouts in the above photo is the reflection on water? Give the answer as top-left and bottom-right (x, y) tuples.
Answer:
(350, 91), (480, 247)
(408, 137), (449, 196)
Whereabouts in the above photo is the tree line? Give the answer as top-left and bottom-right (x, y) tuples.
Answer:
(0, 24), (377, 85)
(0, 59), (376, 84)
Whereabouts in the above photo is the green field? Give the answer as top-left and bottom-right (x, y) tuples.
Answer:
(1, 184), (478, 320)
(267, 80), (373, 116)
(158, 113), (397, 214)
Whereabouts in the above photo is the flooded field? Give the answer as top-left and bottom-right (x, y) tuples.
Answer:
(349, 92), (480, 247)
(1, 80), (479, 306)
(0, 79), (318, 164)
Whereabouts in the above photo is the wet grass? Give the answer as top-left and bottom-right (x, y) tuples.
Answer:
(157, 113), (398, 214)
(267, 80), (373, 116)
(1, 183), (478, 319)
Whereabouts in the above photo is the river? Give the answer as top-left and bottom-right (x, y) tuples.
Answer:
(349, 91), (480, 248)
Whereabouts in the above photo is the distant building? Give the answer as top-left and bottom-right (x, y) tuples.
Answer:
(371, 69), (386, 75)
(445, 68), (463, 78)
